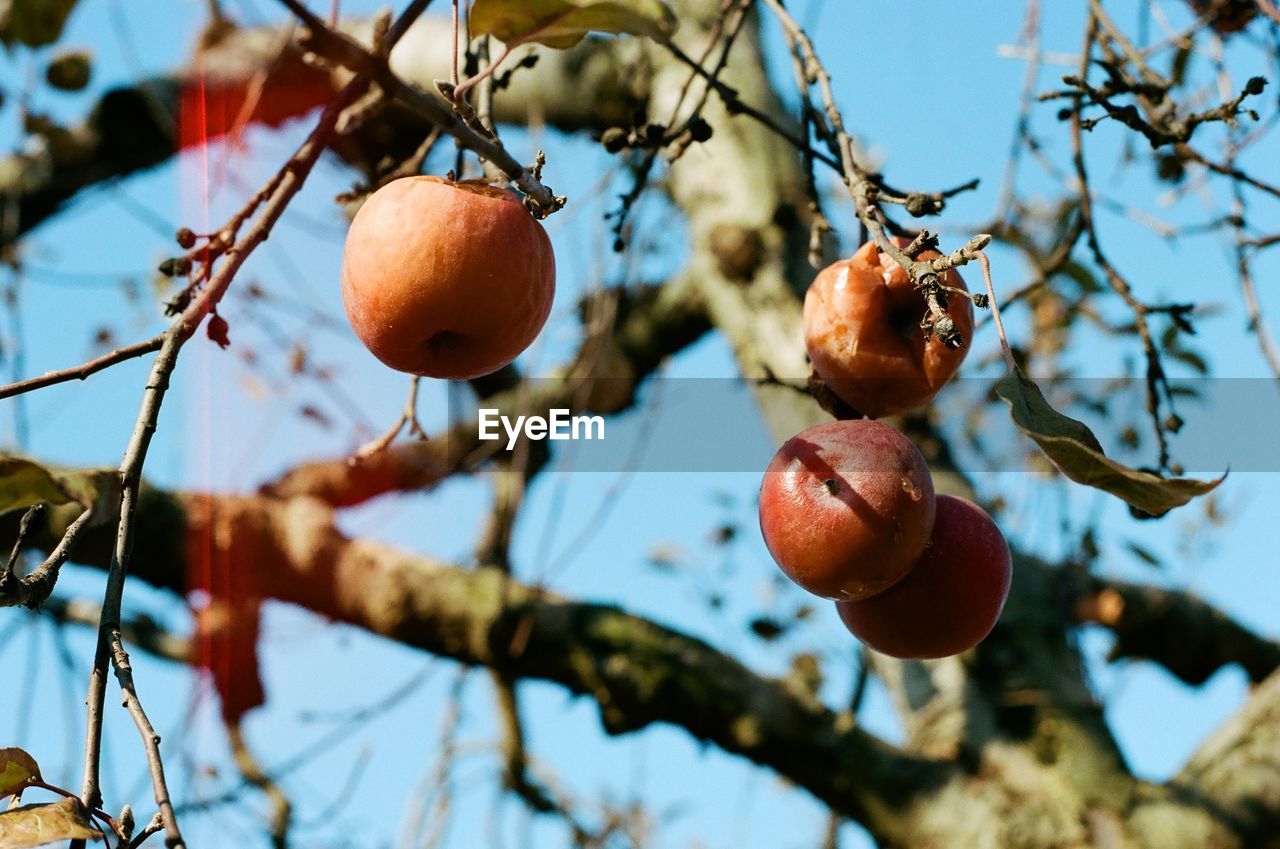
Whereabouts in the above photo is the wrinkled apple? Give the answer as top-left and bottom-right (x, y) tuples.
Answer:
(804, 239), (973, 418)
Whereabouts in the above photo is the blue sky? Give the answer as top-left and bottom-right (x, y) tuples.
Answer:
(2, 2), (1278, 847)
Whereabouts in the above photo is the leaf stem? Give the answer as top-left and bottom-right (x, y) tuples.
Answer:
(977, 251), (1017, 372)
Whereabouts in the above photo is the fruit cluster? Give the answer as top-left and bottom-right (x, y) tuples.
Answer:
(760, 240), (1012, 659)
(337, 179), (1010, 657)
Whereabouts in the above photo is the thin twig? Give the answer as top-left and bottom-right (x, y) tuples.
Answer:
(126, 812), (164, 849)
(350, 376), (427, 462)
(451, 0), (460, 89)
(228, 722), (293, 848)
(0, 336), (163, 401)
(75, 3), (437, 842)
(277, 0), (564, 215)
(2, 503), (44, 579)
(0, 506), (93, 609)
(1066, 11), (1174, 471)
(977, 252), (1017, 372)
(108, 632), (181, 848)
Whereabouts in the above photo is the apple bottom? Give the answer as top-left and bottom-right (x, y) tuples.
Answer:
(835, 495), (1012, 660)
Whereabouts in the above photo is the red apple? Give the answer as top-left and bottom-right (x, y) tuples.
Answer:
(804, 239), (973, 418)
(836, 495), (1012, 659)
(340, 176), (556, 379)
(759, 419), (936, 600)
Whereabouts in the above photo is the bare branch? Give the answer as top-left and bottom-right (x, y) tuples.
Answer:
(0, 337), (163, 400)
(1074, 575), (1280, 685)
(5, 487), (943, 838)
(0, 506), (94, 608)
(227, 723), (293, 849)
(276, 0), (563, 215)
(74, 3), (435, 842)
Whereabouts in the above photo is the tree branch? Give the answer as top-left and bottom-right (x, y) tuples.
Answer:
(0, 14), (639, 245)
(3, 487), (945, 839)
(262, 280), (709, 506)
(1175, 668), (1280, 844)
(1074, 574), (1280, 686)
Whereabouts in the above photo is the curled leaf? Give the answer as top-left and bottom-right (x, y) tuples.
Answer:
(206, 314), (230, 350)
(995, 368), (1224, 517)
(0, 750), (40, 800)
(0, 796), (102, 848)
(0, 457), (119, 525)
(0, 460), (75, 515)
(470, 0), (677, 50)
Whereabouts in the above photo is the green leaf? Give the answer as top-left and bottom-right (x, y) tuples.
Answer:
(470, 0), (677, 50)
(0, 0), (81, 48)
(0, 750), (40, 800)
(0, 456), (117, 522)
(0, 797), (102, 848)
(995, 368), (1224, 517)
(0, 459), (76, 514)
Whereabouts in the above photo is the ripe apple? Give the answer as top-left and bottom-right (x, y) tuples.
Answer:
(758, 419), (936, 600)
(340, 176), (556, 379)
(804, 239), (973, 418)
(836, 495), (1012, 659)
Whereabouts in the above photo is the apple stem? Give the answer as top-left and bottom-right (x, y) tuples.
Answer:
(976, 251), (1017, 372)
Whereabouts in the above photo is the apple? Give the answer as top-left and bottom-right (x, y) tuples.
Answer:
(804, 239), (973, 418)
(836, 495), (1012, 659)
(340, 176), (556, 379)
(759, 419), (936, 600)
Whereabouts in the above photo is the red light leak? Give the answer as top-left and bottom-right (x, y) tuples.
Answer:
(176, 62), (331, 726)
